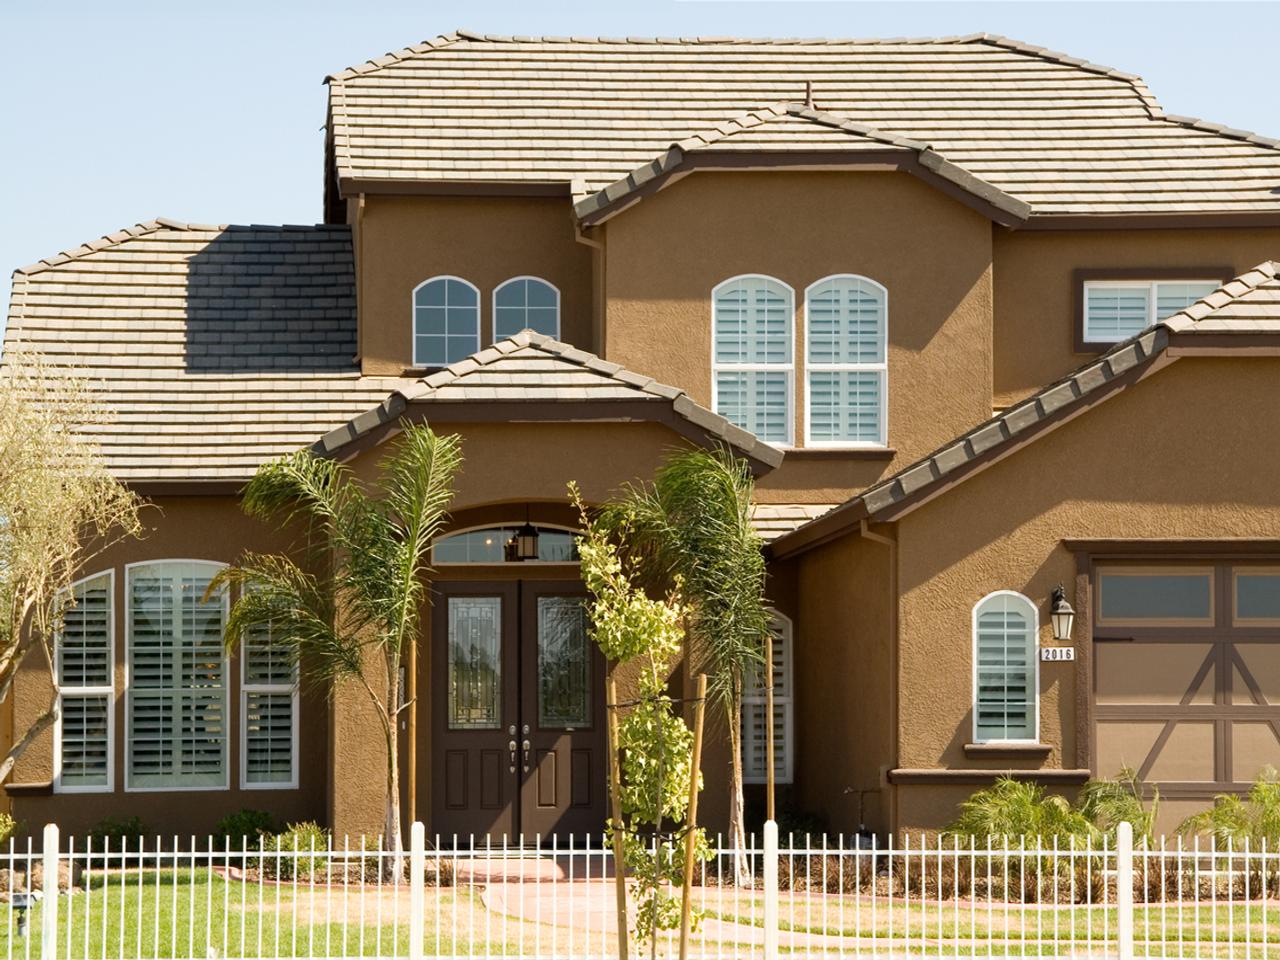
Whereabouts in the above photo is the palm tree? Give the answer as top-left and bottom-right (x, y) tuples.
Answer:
(602, 445), (770, 885)
(212, 424), (462, 856)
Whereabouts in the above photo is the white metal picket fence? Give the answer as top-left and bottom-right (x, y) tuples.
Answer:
(6, 821), (1280, 959)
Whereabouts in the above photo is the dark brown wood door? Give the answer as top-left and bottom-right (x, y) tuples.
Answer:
(431, 580), (605, 842)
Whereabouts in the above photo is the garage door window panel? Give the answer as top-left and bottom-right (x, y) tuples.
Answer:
(1234, 569), (1280, 624)
(1097, 566), (1214, 626)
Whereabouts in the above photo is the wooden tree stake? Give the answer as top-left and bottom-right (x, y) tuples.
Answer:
(765, 629), (776, 823)
(607, 674), (629, 960)
(679, 673), (708, 960)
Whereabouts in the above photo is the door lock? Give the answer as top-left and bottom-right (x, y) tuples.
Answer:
(521, 739), (531, 772)
(508, 739), (518, 774)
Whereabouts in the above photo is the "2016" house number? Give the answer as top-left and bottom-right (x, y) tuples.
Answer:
(1040, 646), (1076, 662)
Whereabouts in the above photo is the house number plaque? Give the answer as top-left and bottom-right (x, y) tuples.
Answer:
(1040, 646), (1076, 662)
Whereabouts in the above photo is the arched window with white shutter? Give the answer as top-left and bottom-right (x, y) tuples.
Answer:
(972, 591), (1039, 743)
(54, 570), (115, 793)
(804, 275), (887, 446)
(712, 275), (794, 445)
(742, 611), (794, 784)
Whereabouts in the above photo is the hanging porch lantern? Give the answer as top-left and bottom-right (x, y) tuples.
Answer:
(506, 521), (540, 562)
(1050, 585), (1076, 642)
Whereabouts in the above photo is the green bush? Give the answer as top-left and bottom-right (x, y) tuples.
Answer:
(0, 813), (17, 845)
(1078, 768), (1159, 842)
(215, 809), (277, 848)
(1180, 766), (1280, 847)
(947, 778), (1092, 842)
(88, 815), (147, 850)
(264, 822), (330, 881)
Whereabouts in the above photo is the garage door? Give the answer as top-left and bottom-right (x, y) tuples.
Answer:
(1093, 562), (1280, 798)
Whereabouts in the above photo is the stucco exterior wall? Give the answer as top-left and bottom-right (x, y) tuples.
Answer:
(602, 170), (995, 501)
(991, 227), (1280, 408)
(891, 355), (1280, 830)
(8, 497), (328, 838)
(356, 195), (594, 375)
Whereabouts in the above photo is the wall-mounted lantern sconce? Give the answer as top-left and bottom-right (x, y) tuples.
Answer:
(1050, 584), (1076, 642)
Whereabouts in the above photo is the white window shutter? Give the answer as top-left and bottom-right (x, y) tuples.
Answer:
(742, 613), (794, 784)
(805, 276), (888, 446)
(55, 571), (114, 792)
(241, 615), (298, 788)
(973, 593), (1037, 742)
(713, 276), (794, 444)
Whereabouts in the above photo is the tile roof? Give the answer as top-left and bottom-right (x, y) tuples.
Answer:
(4, 221), (413, 482)
(327, 32), (1280, 218)
(769, 261), (1280, 556)
(750, 503), (839, 541)
(313, 330), (785, 469)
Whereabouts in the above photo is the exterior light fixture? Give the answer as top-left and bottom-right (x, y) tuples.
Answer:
(506, 506), (540, 562)
(1050, 585), (1075, 642)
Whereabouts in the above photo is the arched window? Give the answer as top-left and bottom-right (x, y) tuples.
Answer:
(54, 570), (115, 793)
(493, 276), (560, 340)
(433, 525), (580, 564)
(712, 275), (794, 444)
(805, 275), (888, 446)
(742, 611), (794, 784)
(413, 276), (480, 367)
(972, 591), (1039, 743)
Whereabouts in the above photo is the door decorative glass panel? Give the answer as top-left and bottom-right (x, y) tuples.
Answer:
(536, 597), (590, 728)
(448, 597), (502, 729)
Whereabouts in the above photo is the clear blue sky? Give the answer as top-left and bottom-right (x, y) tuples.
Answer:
(3, 1), (1278, 320)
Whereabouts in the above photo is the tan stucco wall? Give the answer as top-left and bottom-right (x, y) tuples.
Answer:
(9, 497), (328, 838)
(603, 170), (995, 499)
(891, 355), (1280, 830)
(356, 195), (594, 375)
(992, 227), (1280, 407)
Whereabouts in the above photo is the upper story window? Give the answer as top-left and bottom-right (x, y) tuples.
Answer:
(494, 277), (560, 340)
(55, 571), (115, 793)
(712, 275), (794, 445)
(805, 275), (888, 446)
(126, 561), (228, 791)
(1083, 279), (1219, 346)
(413, 276), (480, 367)
(972, 591), (1038, 743)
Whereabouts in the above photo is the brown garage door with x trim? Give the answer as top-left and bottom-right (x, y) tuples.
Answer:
(1094, 562), (1280, 799)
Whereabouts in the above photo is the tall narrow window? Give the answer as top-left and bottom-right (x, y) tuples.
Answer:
(126, 561), (228, 790)
(742, 612), (794, 784)
(973, 591), (1038, 743)
(805, 275), (888, 446)
(712, 275), (793, 444)
(241, 612), (298, 789)
(1083, 279), (1219, 345)
(55, 571), (114, 792)
(493, 277), (560, 340)
(413, 276), (480, 367)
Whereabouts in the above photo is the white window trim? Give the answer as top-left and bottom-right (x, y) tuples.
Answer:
(53, 569), (116, 795)
(492, 275), (561, 342)
(239, 618), (300, 791)
(710, 274), (795, 447)
(971, 590), (1041, 745)
(743, 610), (794, 785)
(123, 559), (231, 794)
(802, 274), (889, 448)
(431, 522), (582, 566)
(411, 275), (481, 368)
(1082, 279), (1219, 346)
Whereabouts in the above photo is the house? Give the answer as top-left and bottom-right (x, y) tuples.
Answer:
(6, 31), (1280, 841)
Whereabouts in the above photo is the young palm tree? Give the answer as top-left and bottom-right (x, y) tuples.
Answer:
(212, 424), (462, 856)
(602, 445), (770, 885)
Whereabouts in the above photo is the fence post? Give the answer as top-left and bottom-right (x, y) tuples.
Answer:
(41, 823), (58, 960)
(1117, 821), (1134, 960)
(763, 819), (779, 960)
(409, 821), (425, 960)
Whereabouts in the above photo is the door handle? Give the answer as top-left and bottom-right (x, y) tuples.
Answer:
(522, 739), (531, 772)
(508, 740), (518, 774)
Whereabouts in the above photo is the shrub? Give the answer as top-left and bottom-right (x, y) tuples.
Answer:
(947, 778), (1091, 843)
(215, 809), (277, 849)
(264, 822), (330, 881)
(1180, 766), (1280, 847)
(0, 813), (17, 845)
(1078, 768), (1159, 843)
(88, 816), (147, 850)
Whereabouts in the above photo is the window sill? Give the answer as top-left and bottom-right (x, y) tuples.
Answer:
(963, 742), (1053, 759)
(3, 780), (53, 797)
(781, 447), (896, 461)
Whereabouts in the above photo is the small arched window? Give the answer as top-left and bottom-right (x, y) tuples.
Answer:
(805, 275), (887, 446)
(494, 277), (560, 340)
(712, 275), (794, 444)
(972, 591), (1039, 743)
(413, 276), (480, 367)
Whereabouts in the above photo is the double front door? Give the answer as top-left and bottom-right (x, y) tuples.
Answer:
(431, 580), (606, 842)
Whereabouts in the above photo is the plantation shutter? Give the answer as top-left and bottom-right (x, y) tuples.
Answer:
(56, 572), (113, 790)
(974, 594), (1037, 742)
(1154, 281), (1218, 320)
(741, 614), (794, 784)
(806, 277), (887, 445)
(242, 616), (297, 787)
(127, 562), (227, 789)
(713, 277), (793, 443)
(1085, 286), (1150, 342)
